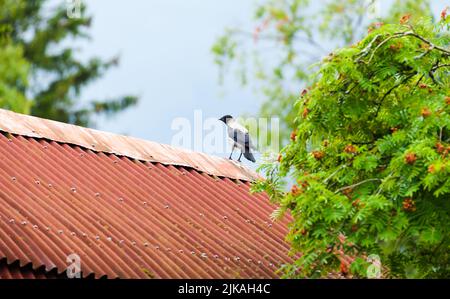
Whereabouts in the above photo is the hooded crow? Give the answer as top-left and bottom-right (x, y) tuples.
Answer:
(219, 115), (256, 163)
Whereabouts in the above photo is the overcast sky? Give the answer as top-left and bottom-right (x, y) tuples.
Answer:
(71, 0), (444, 165)
(78, 1), (257, 141)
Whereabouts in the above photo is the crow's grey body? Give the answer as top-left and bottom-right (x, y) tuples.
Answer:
(219, 115), (256, 163)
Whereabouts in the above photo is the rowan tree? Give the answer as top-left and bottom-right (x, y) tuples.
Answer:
(252, 14), (450, 278)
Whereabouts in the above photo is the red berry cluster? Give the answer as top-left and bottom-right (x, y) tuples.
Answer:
(405, 152), (417, 165)
(312, 150), (325, 160)
(290, 185), (302, 196)
(342, 188), (353, 198)
(352, 199), (360, 208)
(302, 107), (310, 118)
(344, 144), (357, 154)
(421, 107), (432, 118)
(436, 142), (445, 153)
(390, 127), (398, 133)
(402, 198), (416, 212)
(441, 6), (448, 20)
(435, 142), (450, 158)
(340, 261), (349, 275)
(301, 89), (308, 97)
(389, 42), (403, 51)
(290, 131), (297, 141)
(400, 14), (411, 25)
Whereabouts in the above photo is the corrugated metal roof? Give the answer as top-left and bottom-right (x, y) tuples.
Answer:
(0, 109), (258, 181)
(0, 109), (292, 278)
(0, 259), (61, 279)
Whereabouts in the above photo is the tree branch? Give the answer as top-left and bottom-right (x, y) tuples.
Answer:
(361, 31), (450, 64)
(335, 178), (382, 194)
(374, 73), (415, 118)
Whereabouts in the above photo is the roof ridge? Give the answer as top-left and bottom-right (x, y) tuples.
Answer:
(0, 109), (258, 181)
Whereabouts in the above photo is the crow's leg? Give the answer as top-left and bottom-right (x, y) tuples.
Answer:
(237, 151), (243, 162)
(229, 146), (235, 160)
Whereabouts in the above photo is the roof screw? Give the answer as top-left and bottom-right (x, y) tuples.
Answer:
(71, 232), (76, 236)
(201, 253), (208, 258)
(107, 237), (112, 242)
(79, 153), (84, 157)
(178, 249), (184, 253)
(245, 219), (250, 223)
(143, 202), (147, 206)
(58, 230), (63, 234)
(167, 248), (172, 252)
(199, 213), (204, 217)
(82, 233), (87, 237)
(46, 227), (50, 231)
(11, 177), (16, 181)
(213, 254), (219, 259)
(258, 261), (262, 265)
(8, 139), (12, 142)
(95, 235), (100, 240)
(91, 144), (96, 148)
(223, 216), (228, 220)
(118, 197), (124, 202)
(119, 240), (124, 244)
(234, 256), (240, 261)
(247, 259), (252, 263)
(48, 183), (53, 188)
(35, 180), (40, 185)
(164, 205), (169, 209)
(71, 187), (77, 193)
(33, 225), (38, 229)
(9, 219), (15, 224)
(21, 221), (27, 225)
(191, 251), (195, 255)
(31, 130), (36, 133)
(113, 160), (118, 164)
(155, 245), (160, 250)
(95, 192), (100, 197)
(268, 223), (273, 228)
(43, 145), (48, 149)
(269, 263), (274, 267)
(131, 241), (136, 246)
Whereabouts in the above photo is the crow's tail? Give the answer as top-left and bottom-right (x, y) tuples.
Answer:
(244, 151), (256, 163)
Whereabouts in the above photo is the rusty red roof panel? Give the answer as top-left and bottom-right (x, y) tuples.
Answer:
(0, 110), (292, 278)
(0, 260), (61, 279)
(0, 109), (258, 181)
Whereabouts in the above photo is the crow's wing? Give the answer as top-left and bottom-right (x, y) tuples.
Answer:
(229, 128), (256, 150)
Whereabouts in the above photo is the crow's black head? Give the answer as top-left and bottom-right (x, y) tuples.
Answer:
(219, 115), (233, 124)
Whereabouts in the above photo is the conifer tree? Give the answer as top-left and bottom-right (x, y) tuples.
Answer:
(0, 0), (137, 126)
